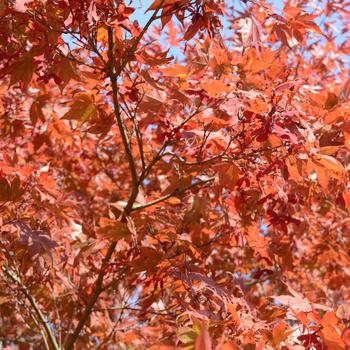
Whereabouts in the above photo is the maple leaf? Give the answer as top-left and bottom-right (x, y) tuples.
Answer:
(272, 284), (330, 313)
(200, 79), (232, 97)
(0, 176), (11, 202)
(337, 303), (350, 321)
(339, 78), (350, 103)
(177, 327), (198, 347)
(62, 93), (97, 125)
(311, 154), (345, 180)
(237, 16), (263, 55)
(0, 175), (25, 202)
(30, 95), (49, 126)
(0, 1), (349, 349)
(160, 64), (188, 78)
(272, 321), (294, 346)
(97, 218), (131, 241)
(9, 55), (35, 87)
(12, 222), (57, 265)
(272, 295), (313, 312)
(48, 57), (80, 89)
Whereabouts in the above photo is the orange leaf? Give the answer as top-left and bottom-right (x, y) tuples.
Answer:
(325, 92), (338, 110)
(9, 55), (34, 87)
(272, 322), (290, 346)
(200, 80), (232, 97)
(96, 25), (109, 44)
(339, 77), (350, 103)
(314, 164), (329, 191)
(221, 342), (242, 350)
(226, 304), (241, 327)
(97, 218), (131, 241)
(195, 322), (212, 350)
(312, 154), (345, 180)
(286, 156), (303, 182)
(160, 64), (188, 78)
(0, 177), (11, 202)
(0, 175), (25, 202)
(274, 79), (303, 94)
(147, 0), (174, 11)
(248, 97), (270, 113)
(62, 93), (97, 125)
(300, 19), (324, 35)
(30, 95), (48, 126)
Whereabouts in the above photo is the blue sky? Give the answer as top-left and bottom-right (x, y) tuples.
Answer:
(129, 0), (348, 58)
(61, 0), (348, 64)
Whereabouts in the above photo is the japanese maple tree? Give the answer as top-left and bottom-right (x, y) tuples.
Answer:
(0, 0), (349, 349)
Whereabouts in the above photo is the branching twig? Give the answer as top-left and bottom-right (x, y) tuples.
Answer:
(2, 266), (61, 350)
(64, 4), (165, 349)
(163, 135), (234, 167)
(119, 92), (146, 170)
(94, 305), (177, 316)
(137, 106), (207, 182)
(131, 177), (215, 212)
(107, 26), (139, 205)
(115, 1), (165, 77)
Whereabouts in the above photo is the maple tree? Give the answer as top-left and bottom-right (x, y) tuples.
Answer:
(0, 0), (349, 349)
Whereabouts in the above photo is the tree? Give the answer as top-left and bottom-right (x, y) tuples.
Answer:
(0, 0), (349, 349)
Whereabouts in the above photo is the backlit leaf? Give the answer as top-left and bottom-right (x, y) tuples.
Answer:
(62, 93), (97, 125)
(97, 218), (131, 241)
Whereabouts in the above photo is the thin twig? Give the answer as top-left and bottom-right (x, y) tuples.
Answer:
(2, 266), (61, 350)
(136, 106), (206, 183)
(115, 0), (165, 77)
(94, 306), (177, 316)
(119, 92), (146, 170)
(163, 136), (234, 167)
(107, 26), (139, 204)
(63, 4), (165, 348)
(131, 177), (215, 212)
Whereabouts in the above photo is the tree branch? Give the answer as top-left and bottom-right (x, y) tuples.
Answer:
(119, 90), (146, 171)
(2, 266), (61, 350)
(136, 106), (207, 184)
(115, 0), (165, 77)
(163, 135), (234, 167)
(131, 177), (215, 212)
(63, 241), (117, 350)
(64, 4), (165, 349)
(107, 26), (139, 203)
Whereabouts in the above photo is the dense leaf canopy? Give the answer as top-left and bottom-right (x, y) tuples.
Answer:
(0, 0), (349, 349)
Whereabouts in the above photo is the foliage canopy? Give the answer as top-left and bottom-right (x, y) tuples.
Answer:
(0, 0), (349, 349)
